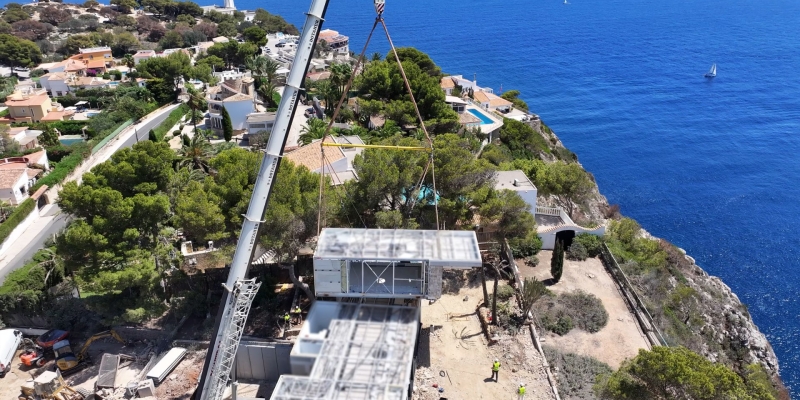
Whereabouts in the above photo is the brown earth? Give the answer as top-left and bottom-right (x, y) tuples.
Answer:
(518, 251), (649, 369)
(413, 273), (556, 400)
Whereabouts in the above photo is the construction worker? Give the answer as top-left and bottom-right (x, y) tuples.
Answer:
(283, 312), (291, 328)
(491, 358), (500, 382)
(518, 383), (526, 399)
(292, 305), (303, 324)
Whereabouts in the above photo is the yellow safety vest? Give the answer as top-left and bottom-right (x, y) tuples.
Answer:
(284, 314), (290, 321)
(294, 307), (301, 313)
(518, 386), (526, 395)
(492, 361), (500, 371)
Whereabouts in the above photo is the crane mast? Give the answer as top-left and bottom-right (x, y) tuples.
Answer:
(195, 0), (332, 398)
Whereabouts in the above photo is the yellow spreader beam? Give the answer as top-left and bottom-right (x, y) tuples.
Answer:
(321, 142), (429, 151)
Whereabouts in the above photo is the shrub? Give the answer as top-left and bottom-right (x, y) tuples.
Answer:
(510, 231), (542, 258)
(543, 346), (612, 399)
(561, 290), (608, 333)
(151, 104), (189, 141)
(535, 290), (608, 335)
(567, 241), (588, 261)
(574, 233), (603, 257)
(525, 255), (539, 267)
(172, 129), (181, 137)
(494, 284), (515, 302)
(29, 142), (91, 193)
(0, 198), (35, 244)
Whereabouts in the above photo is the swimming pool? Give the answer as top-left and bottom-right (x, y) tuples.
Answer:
(467, 108), (494, 125)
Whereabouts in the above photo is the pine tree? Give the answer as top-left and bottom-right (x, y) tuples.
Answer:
(221, 106), (233, 142)
(551, 239), (564, 282)
(148, 129), (157, 142)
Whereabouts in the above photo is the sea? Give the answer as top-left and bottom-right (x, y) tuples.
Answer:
(10, 0), (800, 393)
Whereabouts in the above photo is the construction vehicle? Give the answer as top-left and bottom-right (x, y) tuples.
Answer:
(18, 370), (92, 400)
(195, 1), (424, 399)
(20, 330), (70, 368)
(53, 330), (126, 375)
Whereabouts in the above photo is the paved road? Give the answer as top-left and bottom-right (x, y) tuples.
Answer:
(121, 113), (171, 149)
(0, 108), (175, 280)
(0, 207), (69, 283)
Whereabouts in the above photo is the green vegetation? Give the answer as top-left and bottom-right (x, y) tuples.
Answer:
(0, 34), (41, 68)
(567, 241), (588, 261)
(500, 90), (529, 112)
(0, 198), (35, 244)
(594, 346), (776, 400)
(536, 161), (594, 219)
(551, 239), (564, 282)
(29, 143), (91, 194)
(574, 232), (603, 257)
(535, 290), (608, 335)
(151, 104), (189, 141)
(0, 247), (63, 314)
(221, 106), (232, 142)
(543, 346), (612, 400)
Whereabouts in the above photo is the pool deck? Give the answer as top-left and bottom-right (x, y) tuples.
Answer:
(465, 104), (503, 135)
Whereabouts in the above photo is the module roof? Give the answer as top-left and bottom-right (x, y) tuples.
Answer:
(315, 228), (481, 268)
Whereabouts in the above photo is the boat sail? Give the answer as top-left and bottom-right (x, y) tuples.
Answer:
(704, 63), (717, 78)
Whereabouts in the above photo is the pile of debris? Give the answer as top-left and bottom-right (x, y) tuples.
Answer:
(154, 351), (205, 399)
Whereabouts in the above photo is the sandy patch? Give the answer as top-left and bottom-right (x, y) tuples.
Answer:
(413, 274), (555, 400)
(518, 252), (649, 368)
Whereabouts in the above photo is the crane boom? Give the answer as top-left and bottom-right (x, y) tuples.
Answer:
(195, 1), (331, 398)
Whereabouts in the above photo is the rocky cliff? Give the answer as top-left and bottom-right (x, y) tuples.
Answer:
(532, 119), (784, 388)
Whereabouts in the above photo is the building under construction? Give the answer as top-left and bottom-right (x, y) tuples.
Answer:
(267, 228), (481, 399)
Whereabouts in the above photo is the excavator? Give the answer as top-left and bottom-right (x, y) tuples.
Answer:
(195, 1), (390, 399)
(52, 330), (126, 376)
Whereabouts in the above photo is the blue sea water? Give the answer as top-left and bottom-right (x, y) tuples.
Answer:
(236, 0), (800, 391)
(8, 0), (799, 392)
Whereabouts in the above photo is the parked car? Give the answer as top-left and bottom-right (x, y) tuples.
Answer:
(0, 329), (23, 377)
(36, 329), (69, 349)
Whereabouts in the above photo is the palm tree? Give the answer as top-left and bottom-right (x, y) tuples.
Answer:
(257, 78), (278, 108)
(179, 131), (214, 172)
(298, 118), (330, 146)
(122, 54), (135, 69)
(185, 86), (206, 133)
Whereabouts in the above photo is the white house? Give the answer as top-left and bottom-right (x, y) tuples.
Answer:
(133, 50), (156, 65)
(0, 151), (48, 205)
(317, 29), (350, 55)
(473, 90), (513, 113)
(0, 169), (31, 205)
(206, 77), (256, 131)
(494, 170), (605, 250)
(245, 112), (276, 136)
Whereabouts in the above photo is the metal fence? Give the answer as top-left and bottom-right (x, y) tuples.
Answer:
(91, 119), (134, 154)
(599, 243), (667, 347)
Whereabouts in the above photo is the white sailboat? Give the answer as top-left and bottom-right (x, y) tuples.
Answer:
(704, 63), (717, 78)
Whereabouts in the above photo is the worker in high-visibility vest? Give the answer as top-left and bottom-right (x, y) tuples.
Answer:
(491, 358), (500, 382)
(293, 305), (303, 324)
(518, 383), (526, 399)
(283, 312), (291, 327)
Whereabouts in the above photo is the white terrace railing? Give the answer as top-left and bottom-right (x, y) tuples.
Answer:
(535, 206), (561, 216)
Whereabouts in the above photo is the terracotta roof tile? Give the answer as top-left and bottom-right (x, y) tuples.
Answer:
(0, 169), (26, 188)
(440, 76), (455, 89)
(284, 137), (345, 173)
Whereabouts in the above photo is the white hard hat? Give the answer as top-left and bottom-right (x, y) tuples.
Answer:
(494, 358), (498, 362)
(519, 383), (524, 386)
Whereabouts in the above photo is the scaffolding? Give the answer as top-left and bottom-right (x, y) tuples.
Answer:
(272, 303), (419, 400)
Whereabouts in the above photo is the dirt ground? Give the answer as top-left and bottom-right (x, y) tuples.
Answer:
(413, 271), (556, 400)
(0, 339), (152, 399)
(518, 251), (649, 368)
(154, 350), (206, 400)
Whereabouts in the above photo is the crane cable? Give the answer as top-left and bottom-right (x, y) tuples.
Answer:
(315, 9), (441, 235)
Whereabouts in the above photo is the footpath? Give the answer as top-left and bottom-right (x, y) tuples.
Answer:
(0, 103), (181, 278)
